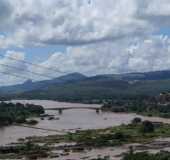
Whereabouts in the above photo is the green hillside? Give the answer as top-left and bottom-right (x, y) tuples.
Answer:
(16, 78), (170, 102)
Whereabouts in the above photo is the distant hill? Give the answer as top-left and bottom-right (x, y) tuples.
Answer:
(0, 72), (87, 94)
(116, 70), (170, 81)
(2, 70), (170, 101)
(99, 70), (170, 81)
(16, 76), (170, 101)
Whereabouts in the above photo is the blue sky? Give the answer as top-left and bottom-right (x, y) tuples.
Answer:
(0, 31), (66, 63)
(2, 26), (169, 63)
(0, 0), (170, 85)
(158, 28), (170, 36)
(8, 45), (66, 62)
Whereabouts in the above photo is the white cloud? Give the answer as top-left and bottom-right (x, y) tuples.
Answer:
(0, 51), (28, 85)
(40, 35), (170, 75)
(0, 0), (165, 48)
(0, 1), (170, 85)
(1, 35), (170, 85)
(0, 50), (26, 73)
(144, 0), (170, 16)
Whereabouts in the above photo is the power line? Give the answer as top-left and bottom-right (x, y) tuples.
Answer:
(0, 63), (56, 79)
(0, 70), (29, 80)
(0, 54), (66, 74)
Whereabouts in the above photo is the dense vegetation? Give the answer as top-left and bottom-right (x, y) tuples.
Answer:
(0, 141), (49, 159)
(0, 102), (44, 126)
(2, 119), (170, 159)
(102, 92), (170, 118)
(24, 119), (170, 148)
(63, 120), (164, 147)
(2, 71), (170, 102)
(15, 78), (170, 102)
(90, 152), (170, 160)
(123, 151), (170, 160)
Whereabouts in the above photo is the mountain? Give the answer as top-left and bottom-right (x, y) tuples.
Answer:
(96, 70), (170, 81)
(16, 75), (170, 101)
(118, 70), (170, 81)
(2, 70), (170, 101)
(0, 72), (87, 95)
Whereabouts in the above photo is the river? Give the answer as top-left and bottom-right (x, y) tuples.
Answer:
(1, 100), (170, 146)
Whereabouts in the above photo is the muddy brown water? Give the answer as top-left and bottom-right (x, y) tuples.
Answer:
(1, 100), (170, 146)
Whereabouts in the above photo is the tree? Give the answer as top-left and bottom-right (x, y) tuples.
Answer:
(131, 117), (142, 125)
(140, 121), (154, 133)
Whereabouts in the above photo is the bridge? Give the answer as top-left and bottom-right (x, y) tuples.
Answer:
(45, 107), (102, 114)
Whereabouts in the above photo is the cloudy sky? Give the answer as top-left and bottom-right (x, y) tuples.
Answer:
(0, 0), (170, 85)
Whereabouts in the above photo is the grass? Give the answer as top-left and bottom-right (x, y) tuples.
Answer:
(22, 122), (170, 147)
(2, 121), (170, 159)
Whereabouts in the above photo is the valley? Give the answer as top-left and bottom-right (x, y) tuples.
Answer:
(1, 100), (170, 159)
(1, 72), (170, 159)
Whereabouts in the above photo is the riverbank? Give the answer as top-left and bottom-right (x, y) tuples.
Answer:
(2, 100), (170, 159)
(23, 121), (170, 147)
(3, 100), (170, 146)
(0, 102), (44, 126)
(2, 120), (170, 159)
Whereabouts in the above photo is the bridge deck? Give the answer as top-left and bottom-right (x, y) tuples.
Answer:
(45, 107), (101, 110)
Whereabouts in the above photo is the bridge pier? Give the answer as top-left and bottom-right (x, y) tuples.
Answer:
(58, 109), (63, 114)
(96, 108), (100, 114)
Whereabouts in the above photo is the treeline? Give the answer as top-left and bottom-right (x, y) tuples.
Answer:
(91, 151), (170, 160)
(0, 102), (44, 126)
(123, 151), (170, 160)
(101, 93), (170, 118)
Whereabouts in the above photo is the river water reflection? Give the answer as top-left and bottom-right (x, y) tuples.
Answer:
(1, 100), (170, 146)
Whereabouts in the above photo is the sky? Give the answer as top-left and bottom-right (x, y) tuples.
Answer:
(0, 0), (170, 85)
